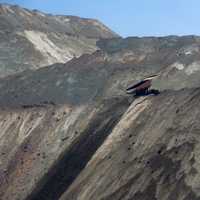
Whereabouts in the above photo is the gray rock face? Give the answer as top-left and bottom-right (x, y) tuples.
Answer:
(0, 4), (118, 77)
(60, 89), (200, 200)
(0, 5), (200, 200)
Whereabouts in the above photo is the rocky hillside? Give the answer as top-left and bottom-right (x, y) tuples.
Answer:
(61, 88), (200, 200)
(0, 34), (200, 200)
(0, 4), (118, 77)
(0, 36), (200, 108)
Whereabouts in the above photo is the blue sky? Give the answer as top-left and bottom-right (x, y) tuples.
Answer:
(0, 0), (199, 37)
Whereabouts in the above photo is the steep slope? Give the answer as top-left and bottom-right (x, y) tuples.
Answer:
(0, 36), (200, 200)
(0, 4), (118, 77)
(61, 88), (200, 200)
(0, 96), (131, 200)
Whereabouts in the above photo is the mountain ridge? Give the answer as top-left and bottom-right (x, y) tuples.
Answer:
(0, 3), (119, 77)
